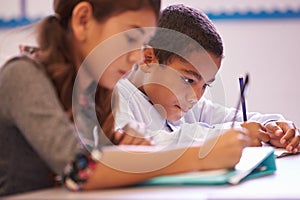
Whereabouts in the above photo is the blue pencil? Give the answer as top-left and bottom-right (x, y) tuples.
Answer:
(239, 76), (247, 122)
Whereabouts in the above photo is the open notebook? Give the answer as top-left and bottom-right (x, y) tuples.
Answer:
(140, 146), (276, 186)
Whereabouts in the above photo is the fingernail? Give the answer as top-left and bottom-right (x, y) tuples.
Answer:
(293, 148), (298, 153)
(114, 133), (121, 141)
(281, 139), (286, 144)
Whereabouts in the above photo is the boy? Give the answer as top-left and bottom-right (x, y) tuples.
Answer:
(115, 4), (299, 152)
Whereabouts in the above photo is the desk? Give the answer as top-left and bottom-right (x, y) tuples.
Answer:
(4, 154), (300, 200)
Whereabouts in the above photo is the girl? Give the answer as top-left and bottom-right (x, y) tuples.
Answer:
(0, 0), (248, 196)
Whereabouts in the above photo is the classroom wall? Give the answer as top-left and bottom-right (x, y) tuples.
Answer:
(161, 0), (300, 125)
(1, 0), (300, 124)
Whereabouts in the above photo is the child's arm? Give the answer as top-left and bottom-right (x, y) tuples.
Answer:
(64, 128), (250, 190)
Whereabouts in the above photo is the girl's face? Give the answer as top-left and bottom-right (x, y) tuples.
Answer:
(78, 7), (157, 89)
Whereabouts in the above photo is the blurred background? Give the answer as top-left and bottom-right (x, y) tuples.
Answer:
(1, 0), (300, 125)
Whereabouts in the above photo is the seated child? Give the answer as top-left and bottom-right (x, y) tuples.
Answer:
(115, 4), (299, 152)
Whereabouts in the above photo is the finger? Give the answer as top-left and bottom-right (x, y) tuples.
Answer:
(280, 128), (296, 144)
(292, 144), (300, 154)
(130, 137), (145, 145)
(269, 138), (285, 148)
(118, 133), (135, 145)
(121, 124), (148, 145)
(123, 121), (146, 136)
(129, 134), (152, 145)
(138, 138), (153, 146)
(112, 129), (126, 145)
(139, 134), (154, 146)
(257, 123), (267, 132)
(265, 122), (284, 137)
(276, 121), (295, 130)
(285, 135), (300, 152)
(123, 123), (142, 137)
(118, 127), (136, 145)
(257, 130), (270, 143)
(276, 121), (296, 136)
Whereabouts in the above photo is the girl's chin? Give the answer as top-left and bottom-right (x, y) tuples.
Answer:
(100, 79), (119, 90)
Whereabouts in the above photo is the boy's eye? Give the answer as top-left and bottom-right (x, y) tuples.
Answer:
(182, 77), (194, 84)
(203, 83), (211, 89)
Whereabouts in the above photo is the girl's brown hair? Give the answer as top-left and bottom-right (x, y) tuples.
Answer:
(36, 0), (161, 140)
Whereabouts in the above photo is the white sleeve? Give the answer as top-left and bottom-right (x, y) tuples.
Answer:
(152, 122), (227, 147)
(196, 98), (285, 125)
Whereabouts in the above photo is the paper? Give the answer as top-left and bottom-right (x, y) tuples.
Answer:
(274, 148), (300, 158)
(228, 147), (274, 184)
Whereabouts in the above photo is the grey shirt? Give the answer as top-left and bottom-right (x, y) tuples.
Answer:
(0, 57), (80, 196)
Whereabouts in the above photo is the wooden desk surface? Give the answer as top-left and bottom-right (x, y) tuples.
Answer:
(4, 154), (300, 200)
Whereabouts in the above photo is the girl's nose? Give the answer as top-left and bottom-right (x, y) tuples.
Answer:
(127, 50), (142, 65)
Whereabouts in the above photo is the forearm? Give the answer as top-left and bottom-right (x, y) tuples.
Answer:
(73, 129), (246, 191)
(83, 146), (199, 190)
(83, 162), (161, 189)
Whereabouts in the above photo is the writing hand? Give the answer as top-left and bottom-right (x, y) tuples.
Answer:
(241, 122), (270, 146)
(200, 128), (250, 170)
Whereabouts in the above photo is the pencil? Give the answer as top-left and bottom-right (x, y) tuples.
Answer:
(239, 76), (247, 122)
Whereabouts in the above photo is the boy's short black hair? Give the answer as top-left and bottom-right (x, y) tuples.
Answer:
(148, 4), (223, 64)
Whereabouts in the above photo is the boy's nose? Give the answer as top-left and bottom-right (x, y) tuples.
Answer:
(186, 92), (198, 105)
(186, 88), (202, 105)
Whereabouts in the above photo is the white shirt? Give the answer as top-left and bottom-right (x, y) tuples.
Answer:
(115, 78), (285, 146)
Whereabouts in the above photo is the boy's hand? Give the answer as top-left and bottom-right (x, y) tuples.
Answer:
(265, 121), (300, 153)
(200, 128), (250, 170)
(112, 122), (154, 146)
(241, 122), (270, 146)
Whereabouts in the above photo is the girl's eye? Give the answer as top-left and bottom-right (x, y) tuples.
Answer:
(126, 35), (138, 44)
(182, 77), (194, 84)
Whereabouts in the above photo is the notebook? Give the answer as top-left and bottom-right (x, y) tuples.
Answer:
(140, 146), (276, 186)
(274, 148), (300, 158)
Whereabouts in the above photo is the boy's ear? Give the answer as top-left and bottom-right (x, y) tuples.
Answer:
(140, 46), (158, 73)
(143, 46), (158, 64)
(71, 2), (94, 42)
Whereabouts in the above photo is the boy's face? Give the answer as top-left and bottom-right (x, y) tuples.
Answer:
(143, 51), (221, 122)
